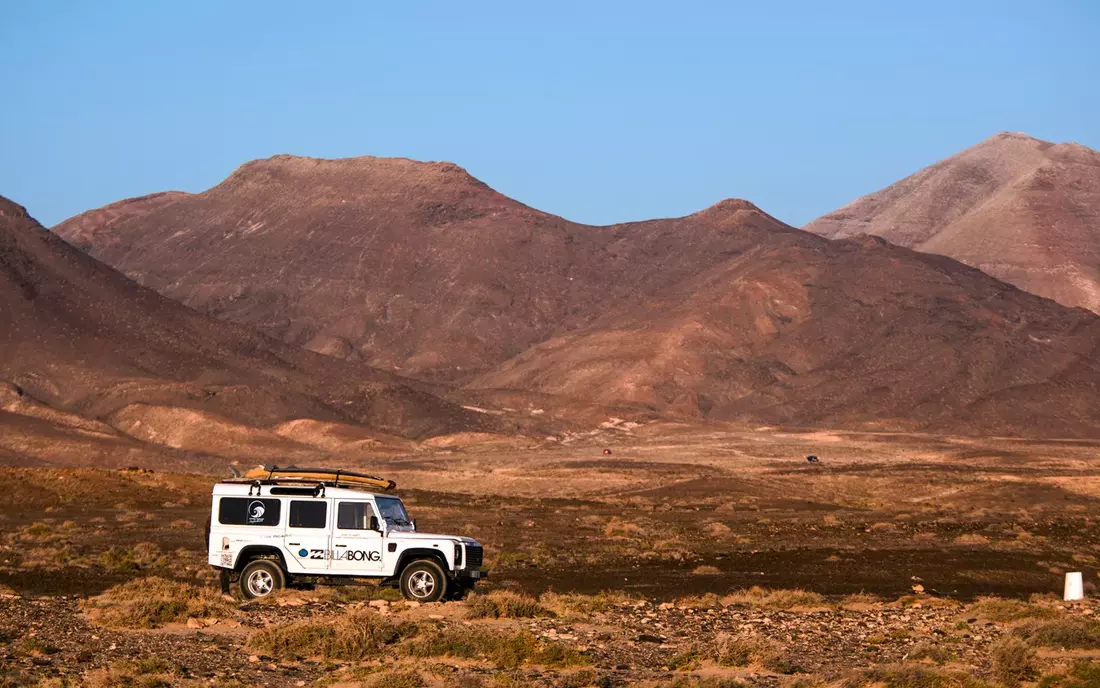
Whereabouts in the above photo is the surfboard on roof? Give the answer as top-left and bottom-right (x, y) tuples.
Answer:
(241, 465), (396, 491)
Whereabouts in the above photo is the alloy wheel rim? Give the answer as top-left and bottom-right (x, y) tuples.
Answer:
(248, 570), (274, 596)
(409, 570), (435, 598)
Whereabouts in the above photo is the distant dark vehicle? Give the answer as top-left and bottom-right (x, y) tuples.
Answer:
(806, 455), (819, 463)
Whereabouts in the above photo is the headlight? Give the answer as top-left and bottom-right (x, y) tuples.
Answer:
(454, 543), (463, 567)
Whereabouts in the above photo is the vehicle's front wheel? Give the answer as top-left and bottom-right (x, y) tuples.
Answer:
(400, 560), (447, 602)
(239, 559), (285, 599)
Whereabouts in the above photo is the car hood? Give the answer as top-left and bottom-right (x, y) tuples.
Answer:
(388, 531), (478, 545)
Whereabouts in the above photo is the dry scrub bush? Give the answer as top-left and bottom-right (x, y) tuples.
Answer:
(248, 610), (417, 660)
(673, 633), (795, 674)
(97, 542), (167, 573)
(540, 590), (637, 617)
(403, 627), (587, 669)
(722, 586), (825, 610)
(840, 592), (882, 608)
(907, 642), (954, 665)
(966, 597), (1062, 622)
(657, 678), (747, 688)
(82, 577), (234, 629)
(1038, 660), (1100, 688)
(692, 565), (721, 575)
(676, 593), (722, 609)
(1013, 618), (1100, 649)
(843, 664), (993, 688)
(991, 637), (1039, 685)
(953, 534), (990, 546)
(466, 591), (554, 619)
(603, 518), (645, 538)
(79, 657), (181, 688)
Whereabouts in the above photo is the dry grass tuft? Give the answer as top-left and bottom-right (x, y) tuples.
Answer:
(657, 677), (748, 688)
(990, 637), (1039, 685)
(953, 534), (991, 546)
(1038, 660), (1100, 688)
(82, 577), (235, 629)
(673, 632), (795, 674)
(966, 596), (1062, 622)
(365, 669), (426, 688)
(677, 592), (723, 609)
(840, 592), (882, 609)
(540, 590), (638, 617)
(403, 626), (587, 669)
(466, 591), (554, 619)
(843, 664), (994, 688)
(722, 586), (826, 610)
(907, 642), (954, 665)
(1013, 618), (1100, 649)
(248, 610), (417, 660)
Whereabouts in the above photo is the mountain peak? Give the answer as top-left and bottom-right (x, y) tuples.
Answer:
(0, 195), (31, 221)
(806, 132), (1100, 312)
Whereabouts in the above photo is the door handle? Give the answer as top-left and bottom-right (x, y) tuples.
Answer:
(288, 542), (300, 546)
(335, 544), (347, 548)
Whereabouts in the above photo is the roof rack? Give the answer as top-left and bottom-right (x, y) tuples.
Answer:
(228, 465), (397, 492)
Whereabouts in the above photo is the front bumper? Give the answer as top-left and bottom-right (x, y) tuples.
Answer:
(458, 569), (486, 580)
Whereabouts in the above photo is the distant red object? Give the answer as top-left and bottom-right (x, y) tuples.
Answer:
(603, 448), (612, 455)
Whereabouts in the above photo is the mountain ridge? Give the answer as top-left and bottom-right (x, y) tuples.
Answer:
(805, 132), (1100, 312)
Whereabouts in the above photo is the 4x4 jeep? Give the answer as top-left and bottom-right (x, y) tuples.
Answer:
(206, 474), (484, 601)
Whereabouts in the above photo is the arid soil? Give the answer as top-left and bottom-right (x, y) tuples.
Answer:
(4, 428), (1100, 685)
(806, 132), (1100, 313)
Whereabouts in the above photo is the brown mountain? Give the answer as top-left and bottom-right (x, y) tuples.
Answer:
(53, 156), (1100, 437)
(53, 156), (798, 383)
(805, 132), (1100, 313)
(0, 195), (498, 467)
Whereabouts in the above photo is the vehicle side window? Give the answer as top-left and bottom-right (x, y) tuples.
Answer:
(218, 497), (281, 526)
(337, 501), (375, 530)
(289, 500), (327, 528)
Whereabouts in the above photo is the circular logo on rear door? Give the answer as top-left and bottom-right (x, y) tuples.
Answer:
(298, 549), (309, 557)
(247, 501), (266, 523)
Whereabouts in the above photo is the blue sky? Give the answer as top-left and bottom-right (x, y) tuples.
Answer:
(2, 0), (1098, 228)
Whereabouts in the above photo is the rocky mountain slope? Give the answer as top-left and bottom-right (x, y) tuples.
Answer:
(53, 157), (805, 383)
(806, 132), (1100, 313)
(52, 157), (1100, 437)
(0, 195), (498, 467)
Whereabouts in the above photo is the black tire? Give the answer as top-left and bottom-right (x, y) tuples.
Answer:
(447, 582), (472, 601)
(399, 559), (448, 602)
(239, 559), (285, 599)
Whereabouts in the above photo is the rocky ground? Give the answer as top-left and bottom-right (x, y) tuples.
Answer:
(5, 586), (1100, 687)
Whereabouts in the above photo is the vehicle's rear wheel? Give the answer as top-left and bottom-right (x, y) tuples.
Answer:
(400, 560), (447, 602)
(239, 559), (285, 599)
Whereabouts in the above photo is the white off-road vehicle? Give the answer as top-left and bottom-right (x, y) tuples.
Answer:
(206, 466), (484, 601)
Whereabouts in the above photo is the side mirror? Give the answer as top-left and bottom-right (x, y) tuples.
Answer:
(369, 515), (380, 532)
(412, 519), (417, 531)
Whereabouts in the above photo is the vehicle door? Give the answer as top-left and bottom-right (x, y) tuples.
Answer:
(284, 498), (331, 571)
(329, 499), (386, 574)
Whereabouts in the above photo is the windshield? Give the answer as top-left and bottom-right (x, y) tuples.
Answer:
(375, 497), (411, 527)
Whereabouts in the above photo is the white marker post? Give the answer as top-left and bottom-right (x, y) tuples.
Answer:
(1064, 572), (1084, 601)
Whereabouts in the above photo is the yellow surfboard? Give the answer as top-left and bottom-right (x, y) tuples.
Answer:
(242, 465), (396, 491)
